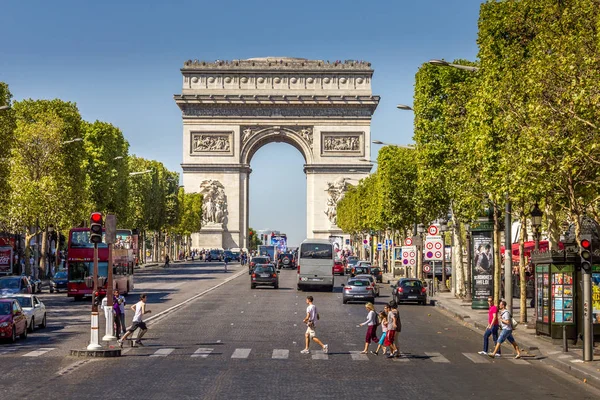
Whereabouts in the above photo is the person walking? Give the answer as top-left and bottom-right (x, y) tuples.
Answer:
(113, 289), (126, 338)
(118, 294), (151, 348)
(383, 258), (388, 274)
(371, 311), (388, 356)
(357, 302), (378, 354)
(488, 300), (522, 359)
(164, 254), (170, 268)
(479, 296), (501, 356)
(301, 296), (328, 354)
(224, 256), (228, 273)
(385, 302), (400, 358)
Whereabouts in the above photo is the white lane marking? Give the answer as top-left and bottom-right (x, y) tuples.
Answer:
(272, 349), (289, 359)
(350, 351), (369, 361)
(231, 348), (251, 359)
(23, 348), (56, 357)
(191, 348), (213, 358)
(0, 348), (20, 356)
(216, 340), (222, 343)
(311, 353), (328, 360)
(150, 348), (175, 357)
(425, 352), (450, 363)
(462, 353), (490, 363)
(144, 268), (247, 326)
(510, 357), (529, 365)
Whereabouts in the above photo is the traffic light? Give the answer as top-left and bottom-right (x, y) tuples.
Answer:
(90, 212), (103, 244)
(580, 234), (592, 272)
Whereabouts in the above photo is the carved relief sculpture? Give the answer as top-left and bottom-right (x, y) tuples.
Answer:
(199, 180), (227, 225)
(324, 177), (350, 225)
(323, 135), (361, 152)
(240, 125), (313, 149)
(192, 133), (231, 153)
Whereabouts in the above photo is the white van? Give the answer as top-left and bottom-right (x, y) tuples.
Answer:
(297, 239), (334, 292)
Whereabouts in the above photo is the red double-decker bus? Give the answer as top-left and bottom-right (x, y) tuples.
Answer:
(67, 228), (137, 300)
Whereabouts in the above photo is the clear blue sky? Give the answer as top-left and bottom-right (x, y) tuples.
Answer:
(1, 0), (482, 247)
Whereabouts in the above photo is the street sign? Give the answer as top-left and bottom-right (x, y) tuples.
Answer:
(105, 214), (117, 244)
(428, 225), (439, 236)
(377, 243), (382, 251)
(345, 239), (350, 245)
(424, 236), (443, 261)
(404, 237), (413, 246)
(401, 246), (417, 267)
(363, 239), (368, 244)
(423, 264), (431, 273)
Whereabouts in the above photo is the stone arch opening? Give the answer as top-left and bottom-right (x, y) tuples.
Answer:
(241, 126), (313, 166)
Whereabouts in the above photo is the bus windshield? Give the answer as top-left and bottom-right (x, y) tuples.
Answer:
(70, 231), (108, 248)
(300, 244), (333, 259)
(68, 262), (109, 281)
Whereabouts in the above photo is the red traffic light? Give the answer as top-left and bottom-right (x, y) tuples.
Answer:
(581, 239), (591, 249)
(91, 212), (102, 223)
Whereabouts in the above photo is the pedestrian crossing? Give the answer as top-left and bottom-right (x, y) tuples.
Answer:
(0, 346), (535, 364)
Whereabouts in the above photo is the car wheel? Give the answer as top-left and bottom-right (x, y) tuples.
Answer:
(49, 288), (54, 293)
(369, 298), (375, 304)
(10, 325), (16, 343)
(28, 317), (35, 332)
(20, 326), (27, 339)
(343, 299), (348, 304)
(251, 284), (256, 289)
(274, 284), (279, 289)
(40, 314), (47, 328)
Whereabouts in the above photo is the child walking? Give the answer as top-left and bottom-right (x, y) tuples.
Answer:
(371, 311), (388, 356)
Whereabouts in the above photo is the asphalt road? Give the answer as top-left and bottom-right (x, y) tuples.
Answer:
(1, 261), (598, 400)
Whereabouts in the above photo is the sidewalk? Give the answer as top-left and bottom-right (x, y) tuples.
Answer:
(432, 290), (600, 390)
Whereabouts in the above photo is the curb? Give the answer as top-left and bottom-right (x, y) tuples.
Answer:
(434, 298), (600, 391)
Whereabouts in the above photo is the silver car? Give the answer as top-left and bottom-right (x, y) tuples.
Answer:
(8, 294), (47, 332)
(354, 274), (380, 297)
(341, 279), (375, 304)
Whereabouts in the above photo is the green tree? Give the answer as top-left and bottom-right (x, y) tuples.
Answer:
(248, 227), (262, 251)
(0, 83), (16, 229)
(82, 120), (130, 220)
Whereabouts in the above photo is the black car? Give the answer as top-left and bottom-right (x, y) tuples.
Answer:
(50, 271), (68, 293)
(351, 265), (371, 277)
(391, 278), (427, 305)
(250, 264), (279, 289)
(277, 253), (295, 269)
(370, 267), (383, 283)
(223, 250), (234, 262)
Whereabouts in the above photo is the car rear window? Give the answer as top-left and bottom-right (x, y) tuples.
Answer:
(253, 257), (269, 263)
(254, 266), (274, 273)
(401, 280), (422, 287)
(0, 278), (19, 289)
(348, 280), (369, 286)
(300, 243), (333, 259)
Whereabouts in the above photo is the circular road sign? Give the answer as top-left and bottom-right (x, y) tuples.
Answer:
(426, 251), (433, 258)
(410, 259), (416, 265)
(423, 265), (431, 272)
(428, 225), (439, 236)
(426, 242), (434, 250)
(403, 252), (408, 258)
(403, 259), (408, 265)
(410, 251), (416, 258)
(405, 237), (413, 246)
(435, 251), (443, 259)
(434, 242), (442, 249)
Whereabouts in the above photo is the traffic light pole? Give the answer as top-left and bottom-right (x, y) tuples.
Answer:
(87, 243), (102, 350)
(582, 270), (593, 361)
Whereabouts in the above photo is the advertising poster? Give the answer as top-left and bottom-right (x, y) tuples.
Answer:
(472, 231), (494, 308)
(0, 247), (13, 275)
(593, 272), (600, 324)
(271, 235), (288, 252)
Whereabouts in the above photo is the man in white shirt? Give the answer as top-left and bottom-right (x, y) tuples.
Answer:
(301, 296), (328, 354)
(118, 294), (151, 348)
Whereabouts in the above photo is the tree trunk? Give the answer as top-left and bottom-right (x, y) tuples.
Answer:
(452, 218), (465, 297)
(493, 207), (501, 305)
(40, 230), (48, 279)
(519, 208), (527, 323)
(545, 200), (560, 250)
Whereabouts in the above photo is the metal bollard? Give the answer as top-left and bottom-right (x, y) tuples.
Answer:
(562, 325), (568, 353)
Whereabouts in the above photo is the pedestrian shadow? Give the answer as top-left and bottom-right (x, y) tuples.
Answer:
(196, 342), (224, 346)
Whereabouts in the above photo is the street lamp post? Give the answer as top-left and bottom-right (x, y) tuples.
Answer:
(372, 140), (415, 149)
(439, 218), (450, 292)
(529, 203), (543, 328)
(0, 105), (9, 111)
(464, 223), (472, 301)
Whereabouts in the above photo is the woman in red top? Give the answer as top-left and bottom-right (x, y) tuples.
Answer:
(478, 297), (501, 356)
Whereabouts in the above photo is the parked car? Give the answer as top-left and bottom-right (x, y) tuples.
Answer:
(50, 271), (68, 293)
(0, 298), (28, 342)
(370, 266), (383, 283)
(277, 253), (296, 269)
(354, 274), (380, 297)
(223, 250), (234, 262)
(26, 275), (43, 294)
(351, 265), (371, 277)
(230, 251), (241, 262)
(250, 264), (279, 289)
(341, 279), (375, 304)
(345, 256), (359, 274)
(333, 260), (345, 275)
(7, 294), (46, 332)
(0, 276), (33, 296)
(391, 278), (427, 305)
(249, 256), (270, 274)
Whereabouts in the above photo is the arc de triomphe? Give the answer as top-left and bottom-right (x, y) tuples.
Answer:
(174, 57), (379, 249)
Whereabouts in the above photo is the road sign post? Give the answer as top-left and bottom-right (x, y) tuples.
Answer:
(102, 214), (117, 342)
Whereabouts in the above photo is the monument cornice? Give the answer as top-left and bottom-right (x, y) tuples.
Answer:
(174, 94), (380, 105)
(181, 163), (252, 173)
(181, 58), (373, 73)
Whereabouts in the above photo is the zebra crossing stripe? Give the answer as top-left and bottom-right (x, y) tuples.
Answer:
(231, 348), (251, 359)
(311, 352), (328, 360)
(425, 352), (450, 363)
(191, 348), (213, 358)
(462, 353), (490, 363)
(22, 348), (55, 357)
(0, 348), (20, 356)
(349, 351), (369, 361)
(272, 349), (289, 359)
(151, 348), (175, 357)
